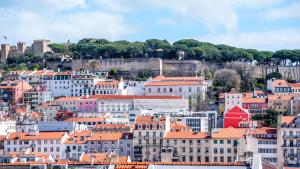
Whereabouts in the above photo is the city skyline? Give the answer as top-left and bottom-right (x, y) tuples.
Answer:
(0, 0), (299, 51)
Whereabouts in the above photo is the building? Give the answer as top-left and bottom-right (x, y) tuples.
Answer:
(224, 105), (250, 128)
(161, 131), (209, 162)
(145, 75), (207, 109)
(23, 88), (51, 109)
(242, 97), (268, 114)
(290, 83), (300, 93)
(133, 115), (170, 162)
(210, 128), (247, 163)
(32, 39), (51, 56)
(85, 132), (133, 159)
(277, 115), (300, 168)
(62, 130), (91, 160)
(268, 94), (300, 114)
(94, 79), (126, 95)
(171, 111), (217, 132)
(245, 128), (278, 165)
(4, 131), (69, 160)
(267, 79), (291, 94)
(0, 80), (32, 104)
(224, 89), (243, 114)
(0, 119), (16, 135)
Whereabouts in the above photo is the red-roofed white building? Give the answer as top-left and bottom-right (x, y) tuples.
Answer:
(145, 76), (207, 109)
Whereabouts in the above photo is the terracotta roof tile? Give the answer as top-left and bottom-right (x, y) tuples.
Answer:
(212, 128), (246, 139)
(164, 131), (209, 139)
(6, 132), (66, 141)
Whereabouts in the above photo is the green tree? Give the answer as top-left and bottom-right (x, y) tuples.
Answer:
(266, 72), (283, 80)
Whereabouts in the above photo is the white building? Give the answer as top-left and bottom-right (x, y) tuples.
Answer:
(224, 89), (242, 114)
(23, 88), (51, 109)
(4, 132), (69, 160)
(0, 119), (16, 135)
(94, 79), (126, 95)
(145, 76), (207, 109)
(245, 128), (278, 165)
(126, 81), (145, 95)
(171, 111), (218, 132)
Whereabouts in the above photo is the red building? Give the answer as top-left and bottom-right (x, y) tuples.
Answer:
(224, 105), (250, 128)
(242, 97), (268, 114)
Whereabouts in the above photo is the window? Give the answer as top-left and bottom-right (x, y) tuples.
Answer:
(214, 148), (218, 154)
(213, 140), (217, 144)
(227, 140), (231, 144)
(227, 157), (232, 162)
(157, 88), (160, 93)
(220, 140), (224, 144)
(214, 157), (218, 162)
(220, 156), (224, 162)
(179, 87), (182, 92)
(197, 156), (201, 162)
(189, 156), (193, 162)
(182, 147), (185, 152)
(189, 148), (193, 153)
(227, 148), (231, 153)
(189, 87), (192, 92)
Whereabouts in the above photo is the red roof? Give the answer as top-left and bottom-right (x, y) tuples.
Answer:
(224, 105), (250, 128)
(88, 95), (182, 100)
(145, 81), (202, 86)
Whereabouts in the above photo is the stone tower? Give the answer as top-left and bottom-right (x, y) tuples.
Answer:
(1, 44), (10, 62)
(17, 42), (26, 55)
(32, 39), (51, 56)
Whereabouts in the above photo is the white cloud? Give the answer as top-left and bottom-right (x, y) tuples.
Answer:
(263, 1), (300, 20)
(196, 28), (300, 51)
(0, 1), (135, 44)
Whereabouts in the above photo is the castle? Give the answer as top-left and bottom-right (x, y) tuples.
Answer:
(0, 39), (51, 62)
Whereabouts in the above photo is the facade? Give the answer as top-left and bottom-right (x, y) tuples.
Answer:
(267, 79), (291, 93)
(0, 80), (32, 104)
(245, 128), (278, 165)
(0, 120), (16, 135)
(242, 97), (268, 114)
(23, 88), (51, 109)
(224, 89), (242, 114)
(161, 131), (209, 162)
(133, 115), (170, 162)
(277, 115), (300, 168)
(145, 76), (207, 109)
(4, 132), (69, 160)
(94, 80), (126, 95)
(268, 94), (300, 114)
(224, 105), (250, 128)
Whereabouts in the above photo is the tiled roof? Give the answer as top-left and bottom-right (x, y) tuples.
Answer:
(64, 117), (105, 123)
(270, 79), (290, 87)
(94, 123), (130, 130)
(88, 95), (182, 100)
(90, 133), (123, 141)
(54, 96), (81, 101)
(145, 81), (202, 86)
(247, 127), (276, 135)
(281, 116), (296, 125)
(6, 132), (66, 141)
(289, 83), (300, 88)
(164, 131), (209, 139)
(242, 97), (266, 104)
(170, 122), (190, 131)
(80, 153), (107, 163)
(211, 128), (247, 139)
(95, 80), (120, 86)
(64, 130), (91, 144)
(135, 115), (165, 125)
(152, 75), (203, 81)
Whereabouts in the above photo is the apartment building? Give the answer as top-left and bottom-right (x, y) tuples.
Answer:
(133, 115), (170, 162)
(277, 115), (300, 168)
(85, 132), (133, 159)
(268, 94), (300, 114)
(4, 132), (69, 160)
(245, 128), (278, 165)
(210, 128), (247, 163)
(23, 88), (51, 109)
(71, 74), (101, 96)
(62, 130), (91, 161)
(0, 80), (32, 104)
(267, 79), (291, 94)
(45, 71), (72, 98)
(145, 75), (207, 109)
(94, 79), (126, 95)
(161, 131), (209, 162)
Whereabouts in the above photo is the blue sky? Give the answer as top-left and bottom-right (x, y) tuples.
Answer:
(0, 0), (300, 51)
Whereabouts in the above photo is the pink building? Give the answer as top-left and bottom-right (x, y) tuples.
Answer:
(0, 80), (32, 104)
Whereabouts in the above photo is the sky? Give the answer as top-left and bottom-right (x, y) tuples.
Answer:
(0, 0), (299, 51)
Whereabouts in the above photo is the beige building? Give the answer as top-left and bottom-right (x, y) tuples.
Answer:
(277, 115), (300, 168)
(133, 115), (169, 162)
(161, 128), (248, 163)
